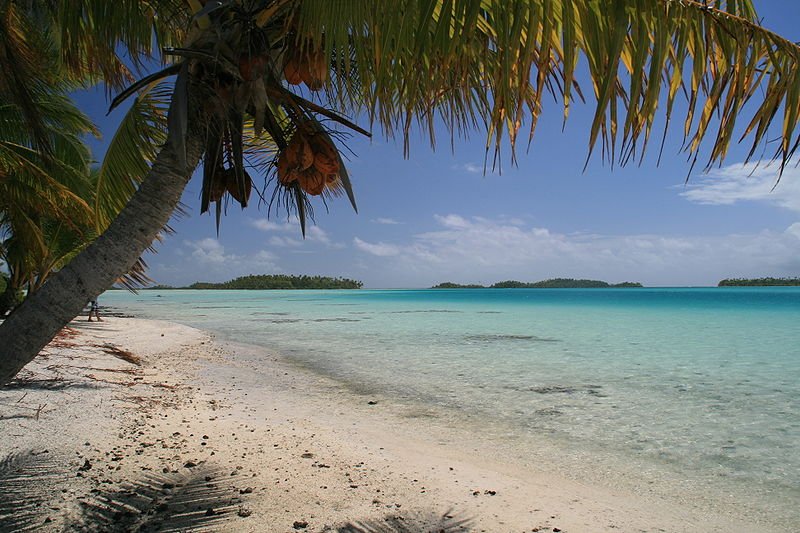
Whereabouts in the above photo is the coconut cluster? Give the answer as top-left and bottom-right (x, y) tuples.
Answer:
(277, 131), (340, 196)
(283, 43), (327, 90)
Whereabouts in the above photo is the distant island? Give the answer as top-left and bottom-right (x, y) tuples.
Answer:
(432, 278), (643, 289)
(718, 277), (800, 287)
(431, 282), (486, 289)
(145, 275), (363, 290)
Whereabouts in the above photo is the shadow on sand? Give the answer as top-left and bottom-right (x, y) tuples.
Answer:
(0, 451), (242, 532)
(337, 510), (472, 532)
(0, 450), (473, 532)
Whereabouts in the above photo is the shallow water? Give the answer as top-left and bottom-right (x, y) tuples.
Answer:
(104, 287), (800, 528)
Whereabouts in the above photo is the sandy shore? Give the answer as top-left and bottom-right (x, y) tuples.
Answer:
(0, 317), (777, 532)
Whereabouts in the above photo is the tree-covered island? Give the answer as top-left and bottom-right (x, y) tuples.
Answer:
(718, 277), (800, 287)
(186, 275), (362, 290)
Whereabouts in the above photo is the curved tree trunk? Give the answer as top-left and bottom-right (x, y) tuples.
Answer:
(0, 122), (203, 385)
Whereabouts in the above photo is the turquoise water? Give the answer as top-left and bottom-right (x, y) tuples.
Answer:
(104, 287), (800, 527)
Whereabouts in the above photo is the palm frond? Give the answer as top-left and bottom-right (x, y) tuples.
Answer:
(0, 2), (60, 152)
(95, 84), (170, 232)
(290, 0), (800, 174)
(127, 0), (800, 239)
(49, 0), (189, 89)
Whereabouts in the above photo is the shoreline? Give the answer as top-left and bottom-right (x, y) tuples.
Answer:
(0, 316), (787, 532)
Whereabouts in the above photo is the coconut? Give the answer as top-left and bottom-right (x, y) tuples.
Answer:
(310, 136), (339, 174)
(277, 151), (298, 185)
(298, 168), (325, 196)
(305, 48), (328, 90)
(278, 150), (298, 185)
(286, 133), (314, 171)
(283, 50), (303, 85)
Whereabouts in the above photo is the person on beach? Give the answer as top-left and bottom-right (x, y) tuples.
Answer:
(88, 299), (102, 322)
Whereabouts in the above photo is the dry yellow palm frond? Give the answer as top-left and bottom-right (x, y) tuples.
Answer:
(287, 0), (800, 176)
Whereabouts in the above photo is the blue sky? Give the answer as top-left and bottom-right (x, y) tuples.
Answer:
(74, 1), (800, 288)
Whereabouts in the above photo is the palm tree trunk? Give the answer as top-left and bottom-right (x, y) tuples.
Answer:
(0, 127), (203, 385)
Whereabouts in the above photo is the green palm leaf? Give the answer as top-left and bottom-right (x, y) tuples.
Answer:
(94, 84), (170, 232)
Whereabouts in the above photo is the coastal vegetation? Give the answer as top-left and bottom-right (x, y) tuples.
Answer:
(431, 282), (487, 289)
(2, 1), (800, 384)
(433, 279), (642, 289)
(188, 275), (362, 290)
(718, 277), (800, 286)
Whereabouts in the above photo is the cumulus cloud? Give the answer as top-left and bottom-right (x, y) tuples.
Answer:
(185, 238), (232, 265)
(352, 215), (800, 286)
(353, 237), (401, 257)
(252, 217), (341, 248)
(681, 161), (800, 212)
(249, 218), (297, 232)
(372, 217), (401, 225)
(462, 162), (483, 173)
(307, 226), (331, 245)
(268, 236), (303, 247)
(181, 239), (281, 276)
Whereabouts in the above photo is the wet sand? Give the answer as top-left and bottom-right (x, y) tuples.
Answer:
(0, 317), (772, 532)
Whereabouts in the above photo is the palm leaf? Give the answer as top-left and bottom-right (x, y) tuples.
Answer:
(289, 0), (800, 174)
(95, 84), (170, 232)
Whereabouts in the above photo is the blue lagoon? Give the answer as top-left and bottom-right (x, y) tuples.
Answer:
(104, 287), (800, 528)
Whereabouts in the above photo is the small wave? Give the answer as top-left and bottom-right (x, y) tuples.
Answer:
(535, 407), (564, 416)
(465, 334), (559, 343)
(309, 318), (361, 323)
(386, 309), (463, 314)
(527, 384), (606, 396)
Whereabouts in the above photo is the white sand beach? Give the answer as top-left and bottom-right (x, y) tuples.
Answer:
(0, 317), (777, 532)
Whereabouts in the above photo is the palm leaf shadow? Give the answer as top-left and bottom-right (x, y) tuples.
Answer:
(73, 466), (243, 532)
(338, 509), (472, 532)
(0, 450), (66, 531)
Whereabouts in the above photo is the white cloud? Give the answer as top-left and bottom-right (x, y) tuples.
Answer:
(351, 215), (800, 287)
(254, 250), (278, 262)
(681, 161), (800, 212)
(173, 240), (282, 284)
(462, 162), (483, 174)
(434, 214), (471, 229)
(307, 226), (331, 245)
(185, 238), (232, 265)
(372, 217), (401, 225)
(182, 238), (281, 268)
(249, 218), (297, 232)
(252, 217), (341, 248)
(269, 236), (303, 247)
(353, 237), (401, 257)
